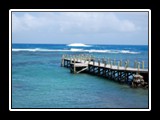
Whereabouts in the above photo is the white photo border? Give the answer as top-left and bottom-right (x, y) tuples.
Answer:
(9, 9), (151, 111)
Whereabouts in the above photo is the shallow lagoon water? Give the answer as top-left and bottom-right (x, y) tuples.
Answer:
(12, 44), (148, 108)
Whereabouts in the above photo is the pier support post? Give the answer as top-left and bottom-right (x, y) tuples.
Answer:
(73, 65), (76, 73)
(98, 62), (100, 75)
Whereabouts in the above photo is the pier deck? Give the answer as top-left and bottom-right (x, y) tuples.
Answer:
(61, 54), (148, 84)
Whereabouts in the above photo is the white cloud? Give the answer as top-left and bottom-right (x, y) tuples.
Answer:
(12, 14), (24, 31)
(12, 13), (54, 32)
(120, 20), (136, 31)
(12, 12), (138, 33)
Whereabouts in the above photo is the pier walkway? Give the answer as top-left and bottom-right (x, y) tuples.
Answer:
(61, 54), (148, 83)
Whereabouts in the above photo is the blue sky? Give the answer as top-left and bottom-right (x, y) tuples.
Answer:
(12, 11), (148, 45)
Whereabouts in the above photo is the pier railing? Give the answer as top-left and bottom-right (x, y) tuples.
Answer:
(61, 54), (147, 70)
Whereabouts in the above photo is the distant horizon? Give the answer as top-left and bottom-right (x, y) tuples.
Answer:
(12, 42), (148, 46)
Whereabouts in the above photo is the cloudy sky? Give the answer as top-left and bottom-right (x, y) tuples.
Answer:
(12, 11), (148, 45)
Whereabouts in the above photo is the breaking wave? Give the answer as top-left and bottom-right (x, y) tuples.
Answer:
(12, 48), (140, 54)
(67, 43), (91, 47)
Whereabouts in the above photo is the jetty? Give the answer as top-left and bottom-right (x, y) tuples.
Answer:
(61, 54), (148, 85)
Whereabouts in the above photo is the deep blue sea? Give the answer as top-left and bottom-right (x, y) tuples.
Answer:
(12, 43), (149, 108)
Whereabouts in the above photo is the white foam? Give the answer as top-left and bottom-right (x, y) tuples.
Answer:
(12, 48), (54, 52)
(88, 49), (111, 53)
(67, 43), (91, 47)
(12, 48), (140, 54)
(120, 50), (140, 54)
(70, 48), (83, 52)
(12, 48), (70, 52)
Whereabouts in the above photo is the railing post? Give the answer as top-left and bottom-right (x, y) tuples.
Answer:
(93, 58), (95, 66)
(74, 55), (76, 62)
(120, 59), (122, 67)
(108, 58), (110, 65)
(76, 55), (78, 61)
(137, 62), (140, 72)
(113, 59), (116, 66)
(80, 55), (82, 62)
(66, 54), (68, 59)
(142, 61), (144, 69)
(125, 61), (127, 70)
(61, 54), (64, 67)
(117, 61), (120, 69)
(134, 60), (137, 68)
(88, 58), (91, 64)
(102, 58), (104, 64)
(110, 61), (112, 68)
(73, 59), (76, 73)
(104, 59), (106, 67)
(70, 57), (72, 64)
(84, 55), (86, 63)
(98, 59), (100, 67)
(81, 54), (83, 61)
(127, 60), (129, 67)
(74, 58), (75, 63)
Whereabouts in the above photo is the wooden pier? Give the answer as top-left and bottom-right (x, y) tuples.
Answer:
(61, 54), (148, 84)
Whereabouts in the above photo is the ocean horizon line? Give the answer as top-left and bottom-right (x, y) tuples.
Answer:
(12, 43), (148, 46)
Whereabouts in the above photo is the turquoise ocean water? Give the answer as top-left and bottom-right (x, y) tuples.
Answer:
(12, 44), (148, 108)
